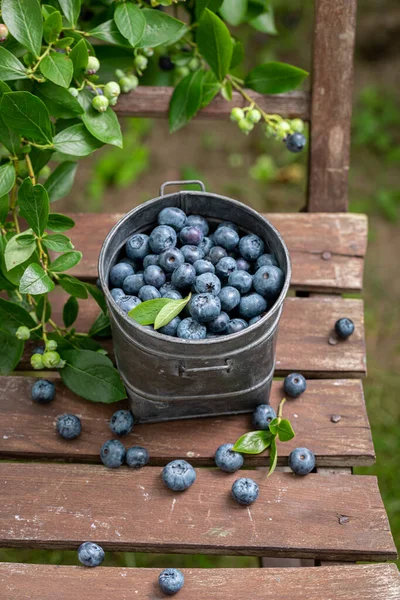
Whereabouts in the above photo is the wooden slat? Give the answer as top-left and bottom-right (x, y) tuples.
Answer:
(0, 463), (396, 560)
(114, 87), (310, 120)
(0, 378), (375, 466)
(67, 212), (367, 293)
(307, 0), (357, 212)
(20, 295), (366, 378)
(1, 564), (399, 600)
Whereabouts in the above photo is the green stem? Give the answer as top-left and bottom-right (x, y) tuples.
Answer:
(25, 153), (36, 185)
(229, 77), (285, 127)
(31, 44), (52, 72)
(10, 158), (20, 233)
(277, 397), (286, 420)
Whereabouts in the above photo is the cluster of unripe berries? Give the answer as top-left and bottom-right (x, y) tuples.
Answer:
(25, 337), (66, 370)
(230, 106), (307, 152)
(68, 50), (153, 114)
(159, 53), (201, 81)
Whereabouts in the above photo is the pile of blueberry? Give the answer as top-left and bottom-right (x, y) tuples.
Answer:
(108, 208), (285, 339)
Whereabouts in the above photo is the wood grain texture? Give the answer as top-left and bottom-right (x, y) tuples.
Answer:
(0, 463), (396, 560)
(114, 87), (310, 120)
(0, 378), (375, 466)
(1, 563), (399, 600)
(307, 0), (357, 212)
(66, 212), (367, 292)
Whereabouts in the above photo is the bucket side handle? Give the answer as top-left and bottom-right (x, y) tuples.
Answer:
(179, 359), (233, 377)
(160, 180), (206, 195)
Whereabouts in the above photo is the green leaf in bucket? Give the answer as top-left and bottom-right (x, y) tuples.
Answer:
(128, 297), (172, 325)
(154, 293), (191, 330)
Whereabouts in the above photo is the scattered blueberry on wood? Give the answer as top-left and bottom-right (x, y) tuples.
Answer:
(335, 317), (355, 339)
(288, 447), (315, 475)
(109, 410), (134, 437)
(231, 477), (259, 505)
(158, 568), (185, 595)
(56, 414), (82, 440)
(283, 373), (307, 398)
(252, 404), (277, 430)
(215, 443), (244, 473)
(31, 380), (55, 404)
(162, 459), (196, 491)
(78, 542), (105, 567)
(100, 439), (126, 468)
(126, 446), (150, 468)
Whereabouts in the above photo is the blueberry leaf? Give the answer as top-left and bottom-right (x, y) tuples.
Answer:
(43, 11), (63, 44)
(1, 92), (53, 145)
(169, 71), (204, 133)
(44, 162), (78, 203)
(18, 178), (49, 237)
(245, 62), (308, 94)
(58, 0), (81, 27)
(63, 295), (79, 327)
(114, 2), (146, 47)
(232, 430), (273, 454)
(89, 311), (111, 336)
(89, 20), (133, 48)
(40, 53), (74, 89)
(0, 297), (37, 334)
(53, 123), (103, 157)
(276, 418), (295, 442)
(47, 213), (75, 232)
(2, 0), (43, 57)
(267, 436), (278, 477)
(195, 0), (223, 20)
(58, 273), (88, 298)
(197, 9), (233, 81)
(220, 0), (247, 27)
(268, 417), (279, 436)
(4, 230), (37, 271)
(0, 163), (16, 197)
(82, 106), (123, 148)
(69, 38), (88, 79)
(42, 233), (73, 252)
(0, 195), (9, 224)
(0, 326), (23, 375)
(128, 297), (173, 325)
(0, 47), (28, 81)
(137, 9), (188, 48)
(49, 250), (82, 272)
(85, 282), (107, 314)
(154, 292), (192, 330)
(19, 263), (55, 295)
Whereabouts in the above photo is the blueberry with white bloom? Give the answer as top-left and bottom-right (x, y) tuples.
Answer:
(228, 270), (253, 294)
(194, 272), (221, 296)
(256, 253), (278, 269)
(239, 234), (264, 261)
(117, 295), (141, 313)
(162, 459), (196, 491)
(239, 293), (267, 319)
(171, 263), (196, 290)
(207, 246), (227, 265)
(179, 226), (203, 246)
(189, 293), (221, 323)
(159, 316), (181, 336)
(253, 265), (284, 300)
(158, 206), (187, 231)
(177, 318), (207, 340)
(215, 256), (237, 280)
(288, 447), (315, 475)
(143, 265), (166, 288)
(215, 443), (244, 473)
(186, 214), (209, 236)
(207, 311), (229, 334)
(149, 225), (177, 254)
(252, 404), (276, 430)
(139, 285), (161, 301)
(78, 542), (105, 567)
(226, 318), (248, 334)
(158, 247), (184, 273)
(213, 226), (239, 251)
(109, 409), (134, 437)
(180, 244), (205, 264)
(194, 259), (215, 275)
(218, 286), (240, 312)
(31, 379), (56, 404)
(158, 568), (185, 595)
(100, 439), (126, 468)
(198, 236), (215, 256)
(125, 233), (150, 260)
(126, 446), (149, 468)
(109, 262), (134, 288)
(56, 414), (82, 439)
(231, 477), (259, 505)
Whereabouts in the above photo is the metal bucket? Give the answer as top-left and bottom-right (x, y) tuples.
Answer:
(98, 180), (291, 422)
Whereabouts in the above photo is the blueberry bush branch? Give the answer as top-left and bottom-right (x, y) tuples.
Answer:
(0, 0), (308, 402)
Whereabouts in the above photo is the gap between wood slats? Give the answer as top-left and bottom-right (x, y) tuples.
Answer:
(0, 464), (396, 560)
(0, 378), (375, 467)
(0, 564), (399, 600)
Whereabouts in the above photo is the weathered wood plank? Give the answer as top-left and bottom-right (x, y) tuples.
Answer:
(0, 463), (395, 560)
(1, 563), (399, 600)
(67, 212), (367, 292)
(114, 87), (310, 120)
(307, 0), (357, 212)
(0, 378), (375, 466)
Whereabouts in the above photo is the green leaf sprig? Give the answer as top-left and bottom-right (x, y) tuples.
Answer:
(128, 293), (191, 330)
(233, 398), (295, 478)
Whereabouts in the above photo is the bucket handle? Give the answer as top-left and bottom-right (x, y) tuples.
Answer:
(179, 359), (232, 377)
(160, 180), (206, 196)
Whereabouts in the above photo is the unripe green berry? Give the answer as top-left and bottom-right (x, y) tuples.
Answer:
(238, 118), (254, 134)
(265, 124), (276, 138)
(56, 358), (66, 369)
(115, 69), (125, 79)
(143, 47), (154, 57)
(46, 339), (58, 351)
(16, 326), (30, 341)
(247, 109), (262, 124)
(91, 95), (109, 113)
(39, 165), (51, 179)
(31, 353), (44, 370)
(104, 81), (121, 99)
(86, 56), (100, 75)
(176, 66), (190, 78)
(119, 75), (138, 93)
(291, 118), (304, 133)
(68, 87), (79, 98)
(0, 24), (9, 42)
(108, 96), (118, 106)
(42, 351), (61, 369)
(134, 55), (148, 71)
(276, 120), (291, 136)
(230, 107), (245, 122)
(188, 57), (200, 71)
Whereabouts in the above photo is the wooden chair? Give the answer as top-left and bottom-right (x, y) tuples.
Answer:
(1, 1), (399, 597)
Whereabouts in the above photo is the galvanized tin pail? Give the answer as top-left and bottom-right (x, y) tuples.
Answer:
(99, 180), (291, 422)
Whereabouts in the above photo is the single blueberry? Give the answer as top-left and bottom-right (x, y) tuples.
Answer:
(252, 404), (277, 429)
(217, 221), (239, 233)
(121, 257), (142, 271)
(213, 226), (240, 251)
(171, 263), (196, 290)
(31, 379), (55, 404)
(109, 262), (134, 288)
(159, 281), (178, 296)
(283, 373), (307, 398)
(239, 234), (265, 261)
(288, 447), (315, 475)
(207, 245), (228, 265)
(186, 214), (209, 236)
(198, 236), (215, 256)
(125, 233), (150, 260)
(159, 316), (181, 336)
(32, 346), (44, 355)
(189, 293), (221, 323)
(143, 265), (166, 288)
(100, 439), (126, 468)
(139, 285), (161, 301)
(56, 414), (81, 439)
(256, 253), (278, 269)
(180, 244), (205, 264)
(236, 257), (251, 272)
(158, 206), (187, 231)
(215, 257), (237, 280)
(226, 318), (248, 334)
(159, 247), (185, 273)
(286, 132), (306, 153)
(159, 55), (175, 71)
(117, 295), (141, 313)
(158, 568), (185, 596)
(143, 254), (159, 269)
(215, 443), (244, 473)
(208, 311), (230, 334)
(194, 272), (221, 296)
(193, 259), (215, 275)
(218, 286), (241, 312)
(249, 315), (262, 326)
(149, 225), (177, 254)
(78, 542), (105, 568)
(123, 273), (145, 296)
(253, 265), (284, 299)
(109, 409), (134, 437)
(162, 290), (183, 300)
(162, 459), (196, 491)
(177, 318), (207, 340)
(231, 477), (259, 505)
(126, 446), (149, 468)
(111, 287), (125, 302)
(179, 226), (203, 246)
(239, 293), (267, 319)
(335, 318), (355, 339)
(228, 270), (253, 294)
